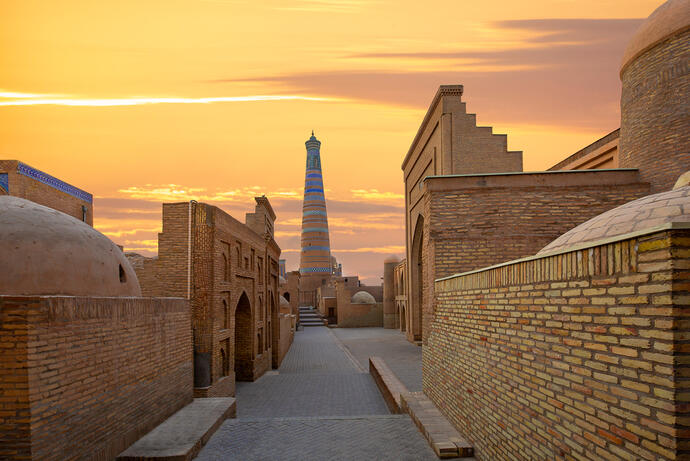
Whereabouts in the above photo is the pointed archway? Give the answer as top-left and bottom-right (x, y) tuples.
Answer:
(234, 291), (253, 381)
(410, 214), (424, 341)
(270, 293), (280, 368)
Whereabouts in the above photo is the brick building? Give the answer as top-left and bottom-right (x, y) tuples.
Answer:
(0, 196), (192, 460)
(0, 160), (93, 224)
(128, 196), (286, 397)
(426, 184), (690, 460)
(399, 86), (651, 344)
(416, 1), (690, 459)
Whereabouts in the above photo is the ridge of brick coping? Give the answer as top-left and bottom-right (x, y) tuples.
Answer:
(436, 221), (690, 284)
(369, 356), (409, 413)
(117, 397), (236, 461)
(547, 128), (620, 171)
(325, 327), (368, 373)
(401, 84), (464, 170)
(401, 392), (474, 459)
(422, 168), (642, 190)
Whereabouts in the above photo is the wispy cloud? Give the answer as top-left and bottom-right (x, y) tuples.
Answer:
(0, 91), (344, 107)
(274, 0), (374, 12)
(216, 18), (641, 130)
(350, 189), (403, 201)
(118, 184), (302, 203)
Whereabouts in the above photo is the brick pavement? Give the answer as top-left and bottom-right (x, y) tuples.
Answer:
(332, 328), (423, 391)
(195, 327), (438, 460)
(198, 416), (437, 461)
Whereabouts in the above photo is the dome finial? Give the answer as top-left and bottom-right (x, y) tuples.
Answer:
(312, 129), (314, 136)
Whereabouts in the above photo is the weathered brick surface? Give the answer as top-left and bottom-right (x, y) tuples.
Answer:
(335, 280), (383, 328)
(393, 259), (408, 332)
(0, 160), (93, 225)
(424, 228), (690, 460)
(128, 199), (283, 395)
(402, 86), (522, 343)
(280, 271), (300, 316)
(620, 29), (690, 194)
(414, 170), (650, 344)
(0, 296), (192, 461)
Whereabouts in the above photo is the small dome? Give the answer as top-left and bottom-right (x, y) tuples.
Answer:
(675, 171), (690, 189)
(539, 186), (690, 254)
(351, 291), (376, 304)
(0, 196), (141, 296)
(280, 295), (290, 308)
(620, 0), (690, 75)
(384, 255), (400, 264)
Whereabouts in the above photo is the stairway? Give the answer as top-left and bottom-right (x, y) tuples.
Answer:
(299, 306), (327, 327)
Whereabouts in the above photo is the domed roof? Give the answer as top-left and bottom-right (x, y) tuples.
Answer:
(540, 184), (690, 254)
(384, 255), (400, 264)
(620, 0), (690, 75)
(351, 291), (376, 304)
(0, 196), (141, 296)
(280, 295), (290, 308)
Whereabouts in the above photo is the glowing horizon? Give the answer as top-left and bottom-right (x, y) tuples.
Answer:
(0, 0), (662, 283)
(0, 92), (343, 107)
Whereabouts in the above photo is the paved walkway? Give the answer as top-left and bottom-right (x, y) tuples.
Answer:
(195, 327), (437, 460)
(332, 327), (423, 391)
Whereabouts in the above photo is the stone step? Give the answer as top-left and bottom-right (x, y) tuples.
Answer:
(117, 397), (236, 461)
(401, 392), (474, 458)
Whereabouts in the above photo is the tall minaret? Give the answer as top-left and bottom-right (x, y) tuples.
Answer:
(299, 131), (332, 281)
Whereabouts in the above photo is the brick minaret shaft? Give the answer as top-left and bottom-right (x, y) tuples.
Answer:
(299, 132), (332, 280)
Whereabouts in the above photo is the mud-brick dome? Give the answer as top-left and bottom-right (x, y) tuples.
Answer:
(540, 182), (690, 254)
(351, 291), (376, 304)
(280, 295), (290, 309)
(620, 0), (690, 74)
(0, 196), (141, 296)
(619, 0), (690, 193)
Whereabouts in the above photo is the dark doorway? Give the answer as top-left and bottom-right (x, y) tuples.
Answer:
(410, 215), (424, 341)
(234, 292), (253, 381)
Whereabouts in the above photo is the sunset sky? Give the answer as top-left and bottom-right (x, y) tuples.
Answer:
(0, 0), (661, 283)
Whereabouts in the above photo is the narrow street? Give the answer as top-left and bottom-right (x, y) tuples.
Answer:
(196, 326), (437, 460)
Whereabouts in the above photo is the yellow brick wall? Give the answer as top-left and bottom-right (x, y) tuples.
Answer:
(424, 228), (690, 460)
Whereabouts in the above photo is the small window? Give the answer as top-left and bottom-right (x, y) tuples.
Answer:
(223, 299), (229, 329)
(119, 264), (126, 283)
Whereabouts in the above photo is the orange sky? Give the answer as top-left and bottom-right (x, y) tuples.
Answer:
(0, 0), (662, 283)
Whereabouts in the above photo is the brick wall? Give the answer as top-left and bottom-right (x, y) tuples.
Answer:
(394, 259), (408, 332)
(0, 296), (192, 461)
(277, 313), (295, 365)
(335, 281), (383, 328)
(424, 226), (690, 460)
(416, 170), (650, 344)
(128, 200), (283, 395)
(620, 30), (690, 194)
(0, 160), (93, 225)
